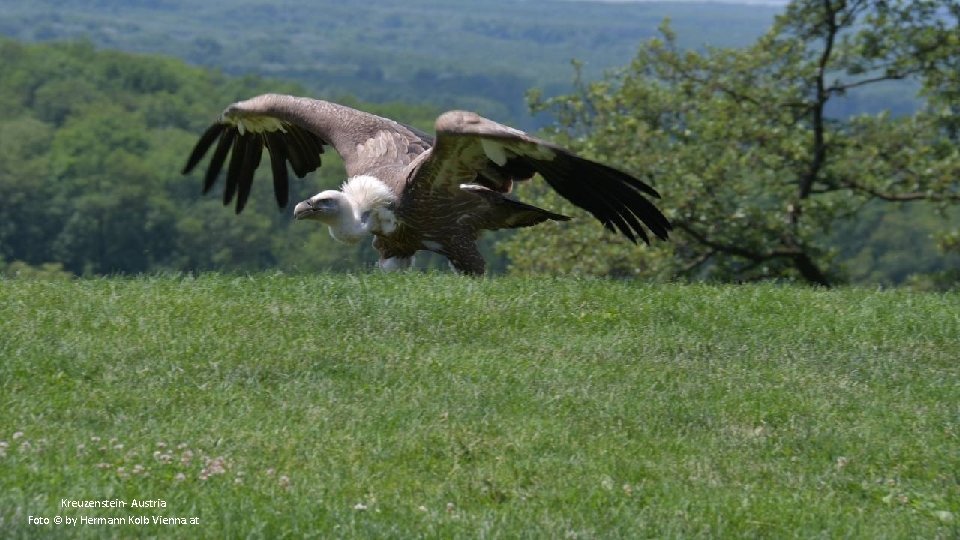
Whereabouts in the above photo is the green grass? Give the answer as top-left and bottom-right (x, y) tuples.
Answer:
(1, 273), (958, 538)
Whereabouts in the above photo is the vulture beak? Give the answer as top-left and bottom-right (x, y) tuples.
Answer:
(293, 196), (338, 221)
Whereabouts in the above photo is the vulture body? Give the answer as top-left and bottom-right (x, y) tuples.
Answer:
(182, 94), (671, 274)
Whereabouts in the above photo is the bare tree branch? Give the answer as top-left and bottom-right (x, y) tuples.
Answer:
(826, 70), (917, 94)
(843, 180), (960, 202)
(678, 249), (716, 276)
(676, 222), (831, 286)
(798, 0), (840, 202)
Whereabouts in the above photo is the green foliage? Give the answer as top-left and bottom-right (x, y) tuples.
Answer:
(0, 1), (955, 282)
(503, 1), (960, 285)
(2, 275), (959, 536)
(0, 0), (783, 128)
(0, 259), (72, 280)
(0, 38), (441, 276)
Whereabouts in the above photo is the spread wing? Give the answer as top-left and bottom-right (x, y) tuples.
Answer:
(181, 94), (431, 213)
(409, 110), (671, 244)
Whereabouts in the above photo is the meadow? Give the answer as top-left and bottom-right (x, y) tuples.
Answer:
(1, 274), (957, 538)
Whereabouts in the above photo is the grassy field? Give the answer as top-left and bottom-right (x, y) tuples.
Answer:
(1, 273), (957, 538)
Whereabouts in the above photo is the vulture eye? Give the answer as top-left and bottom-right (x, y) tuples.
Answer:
(314, 198), (339, 211)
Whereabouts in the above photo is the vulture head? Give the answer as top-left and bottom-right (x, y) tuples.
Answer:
(292, 190), (344, 223)
(292, 175), (399, 244)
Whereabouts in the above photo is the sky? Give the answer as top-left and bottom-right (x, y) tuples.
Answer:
(565, 0), (790, 5)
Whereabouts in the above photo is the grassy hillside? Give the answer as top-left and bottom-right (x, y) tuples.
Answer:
(2, 274), (957, 537)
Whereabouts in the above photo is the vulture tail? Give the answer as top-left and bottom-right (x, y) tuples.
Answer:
(461, 184), (571, 230)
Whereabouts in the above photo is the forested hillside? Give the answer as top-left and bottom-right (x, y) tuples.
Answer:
(1, 0), (915, 128)
(0, 39), (442, 276)
(0, 0), (785, 126)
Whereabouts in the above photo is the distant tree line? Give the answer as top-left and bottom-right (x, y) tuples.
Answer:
(0, 0), (785, 130)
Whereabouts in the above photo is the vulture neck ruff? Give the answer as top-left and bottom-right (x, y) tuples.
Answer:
(328, 175), (398, 244)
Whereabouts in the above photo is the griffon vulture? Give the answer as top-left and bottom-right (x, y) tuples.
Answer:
(182, 94), (670, 274)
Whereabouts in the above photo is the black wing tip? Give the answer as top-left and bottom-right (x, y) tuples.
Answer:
(534, 151), (672, 245)
(186, 117), (328, 215)
(265, 131), (291, 208)
(182, 122), (227, 175)
(230, 136), (263, 214)
(234, 191), (247, 214)
(201, 128), (237, 195)
(576, 157), (672, 244)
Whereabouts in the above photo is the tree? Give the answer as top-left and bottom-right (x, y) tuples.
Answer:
(0, 116), (57, 266)
(502, 0), (960, 285)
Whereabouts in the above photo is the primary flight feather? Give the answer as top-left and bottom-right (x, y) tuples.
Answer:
(182, 94), (671, 274)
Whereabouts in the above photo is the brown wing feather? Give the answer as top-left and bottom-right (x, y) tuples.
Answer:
(408, 110), (671, 244)
(181, 94), (431, 213)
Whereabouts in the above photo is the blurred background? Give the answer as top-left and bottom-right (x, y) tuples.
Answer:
(0, 0), (956, 287)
